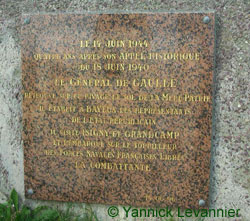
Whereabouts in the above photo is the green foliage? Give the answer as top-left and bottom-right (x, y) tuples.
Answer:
(81, 205), (99, 221)
(0, 189), (98, 221)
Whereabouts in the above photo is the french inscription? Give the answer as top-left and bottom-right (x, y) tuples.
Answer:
(22, 13), (215, 208)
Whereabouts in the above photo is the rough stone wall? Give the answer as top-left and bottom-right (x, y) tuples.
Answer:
(0, 0), (249, 220)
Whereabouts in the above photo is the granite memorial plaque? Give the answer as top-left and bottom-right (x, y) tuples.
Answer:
(21, 12), (215, 209)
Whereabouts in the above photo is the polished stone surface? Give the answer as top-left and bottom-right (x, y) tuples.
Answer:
(22, 13), (214, 209)
(1, 1), (249, 220)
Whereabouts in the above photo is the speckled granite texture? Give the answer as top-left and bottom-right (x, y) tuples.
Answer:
(0, 1), (249, 220)
(21, 13), (214, 209)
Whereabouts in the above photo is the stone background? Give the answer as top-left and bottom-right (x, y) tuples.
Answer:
(0, 0), (249, 220)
